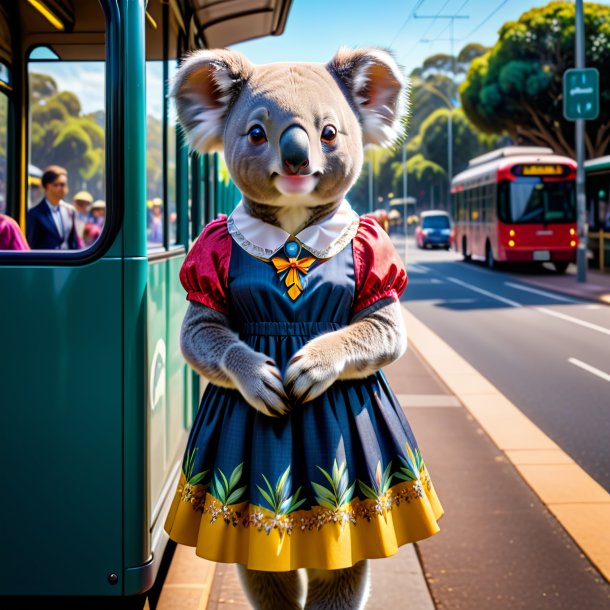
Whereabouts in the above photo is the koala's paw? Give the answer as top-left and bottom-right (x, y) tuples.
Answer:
(224, 347), (290, 417)
(284, 334), (345, 404)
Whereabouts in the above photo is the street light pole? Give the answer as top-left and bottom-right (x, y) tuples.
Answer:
(368, 155), (373, 214)
(575, 0), (587, 282)
(402, 142), (408, 261)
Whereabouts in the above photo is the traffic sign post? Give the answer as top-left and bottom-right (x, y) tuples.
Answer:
(563, 68), (599, 121)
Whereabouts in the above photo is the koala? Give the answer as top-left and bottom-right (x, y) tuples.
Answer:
(176, 48), (407, 416)
(167, 47), (428, 610)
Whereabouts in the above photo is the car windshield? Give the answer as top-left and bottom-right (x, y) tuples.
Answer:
(507, 178), (575, 224)
(422, 215), (450, 229)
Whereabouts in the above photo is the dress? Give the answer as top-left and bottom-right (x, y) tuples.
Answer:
(164, 201), (443, 572)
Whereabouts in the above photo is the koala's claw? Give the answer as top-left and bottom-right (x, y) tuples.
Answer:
(225, 349), (290, 417)
(284, 342), (343, 404)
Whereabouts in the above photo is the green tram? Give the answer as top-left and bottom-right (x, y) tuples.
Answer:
(0, 0), (291, 606)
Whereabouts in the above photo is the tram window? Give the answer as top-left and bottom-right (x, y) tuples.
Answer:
(28, 50), (106, 249)
(168, 60), (178, 245)
(146, 61), (165, 248)
(0, 90), (6, 215)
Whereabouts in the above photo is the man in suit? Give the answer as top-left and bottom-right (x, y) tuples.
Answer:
(27, 165), (82, 250)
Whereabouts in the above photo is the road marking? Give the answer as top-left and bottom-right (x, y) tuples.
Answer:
(447, 277), (522, 307)
(505, 282), (583, 304)
(568, 358), (610, 383)
(537, 307), (610, 336)
(401, 305), (610, 581)
(407, 278), (443, 284)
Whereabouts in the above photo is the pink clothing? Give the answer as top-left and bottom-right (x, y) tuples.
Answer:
(0, 214), (29, 250)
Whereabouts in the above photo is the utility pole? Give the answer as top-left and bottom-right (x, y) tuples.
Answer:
(368, 155), (373, 214)
(416, 13), (469, 209)
(575, 0), (587, 282)
(402, 142), (408, 261)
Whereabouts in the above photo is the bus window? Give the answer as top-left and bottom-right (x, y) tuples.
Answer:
(28, 49), (106, 249)
(146, 61), (164, 248)
(509, 178), (575, 224)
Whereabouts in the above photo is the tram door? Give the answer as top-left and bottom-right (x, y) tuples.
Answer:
(0, 1), (189, 599)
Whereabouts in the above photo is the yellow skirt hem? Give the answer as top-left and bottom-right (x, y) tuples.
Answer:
(165, 477), (444, 572)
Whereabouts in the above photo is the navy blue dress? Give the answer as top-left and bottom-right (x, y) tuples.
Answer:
(165, 216), (443, 571)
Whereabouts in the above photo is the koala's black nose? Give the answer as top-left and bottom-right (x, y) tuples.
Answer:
(280, 125), (310, 174)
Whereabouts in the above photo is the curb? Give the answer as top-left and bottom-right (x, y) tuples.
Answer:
(515, 275), (610, 306)
(401, 304), (610, 583)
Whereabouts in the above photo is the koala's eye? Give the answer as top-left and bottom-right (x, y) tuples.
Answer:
(321, 125), (337, 144)
(248, 125), (267, 145)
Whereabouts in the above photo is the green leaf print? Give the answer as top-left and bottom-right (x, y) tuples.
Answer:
(357, 460), (393, 501)
(257, 466), (306, 515)
(312, 461), (356, 510)
(183, 449), (208, 486)
(210, 463), (247, 506)
(396, 442), (425, 482)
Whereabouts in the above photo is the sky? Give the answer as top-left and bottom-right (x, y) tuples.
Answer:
(233, 0), (609, 73)
(33, 0), (610, 117)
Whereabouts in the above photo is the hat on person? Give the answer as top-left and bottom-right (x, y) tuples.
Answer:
(73, 191), (93, 204)
(91, 200), (106, 211)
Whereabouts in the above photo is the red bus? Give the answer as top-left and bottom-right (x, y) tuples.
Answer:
(451, 147), (577, 272)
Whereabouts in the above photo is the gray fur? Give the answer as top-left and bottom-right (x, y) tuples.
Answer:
(174, 48), (407, 607)
(236, 565), (306, 610)
(305, 561), (370, 610)
(284, 300), (406, 403)
(180, 302), (289, 416)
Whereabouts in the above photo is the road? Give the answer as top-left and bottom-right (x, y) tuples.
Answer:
(394, 234), (610, 493)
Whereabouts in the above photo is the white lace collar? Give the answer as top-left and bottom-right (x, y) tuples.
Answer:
(226, 200), (360, 259)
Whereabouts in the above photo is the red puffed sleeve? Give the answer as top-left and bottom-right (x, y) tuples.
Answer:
(179, 218), (232, 315)
(352, 215), (408, 317)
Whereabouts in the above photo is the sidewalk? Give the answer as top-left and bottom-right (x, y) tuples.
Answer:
(515, 264), (610, 305)
(155, 323), (610, 609)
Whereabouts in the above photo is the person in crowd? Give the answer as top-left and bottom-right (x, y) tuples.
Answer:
(90, 200), (106, 229)
(72, 190), (93, 239)
(26, 165), (82, 249)
(82, 221), (101, 246)
(0, 213), (29, 250)
(149, 198), (163, 243)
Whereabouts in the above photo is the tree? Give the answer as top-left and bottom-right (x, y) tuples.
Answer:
(29, 72), (106, 198)
(419, 108), (498, 176)
(460, 1), (610, 158)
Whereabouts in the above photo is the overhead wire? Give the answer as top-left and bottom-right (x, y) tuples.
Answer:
(388, 0), (426, 49)
(462, 0), (510, 40)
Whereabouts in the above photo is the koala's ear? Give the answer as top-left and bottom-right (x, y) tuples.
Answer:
(327, 48), (407, 147)
(171, 49), (254, 152)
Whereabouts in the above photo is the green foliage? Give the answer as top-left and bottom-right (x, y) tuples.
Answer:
(419, 108), (498, 176)
(55, 91), (81, 117)
(348, 42), (499, 211)
(29, 71), (105, 197)
(460, 1), (610, 158)
(29, 72), (58, 103)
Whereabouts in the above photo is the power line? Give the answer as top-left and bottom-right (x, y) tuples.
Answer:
(463, 0), (510, 40)
(389, 0), (426, 49)
(399, 0), (455, 61)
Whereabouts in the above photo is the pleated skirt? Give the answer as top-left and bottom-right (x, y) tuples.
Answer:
(165, 321), (443, 571)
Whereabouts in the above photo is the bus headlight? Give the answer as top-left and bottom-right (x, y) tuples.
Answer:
(569, 228), (576, 236)
(570, 240), (577, 247)
(509, 229), (516, 237)
(508, 240), (515, 247)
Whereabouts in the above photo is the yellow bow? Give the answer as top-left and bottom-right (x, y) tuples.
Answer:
(271, 256), (317, 300)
